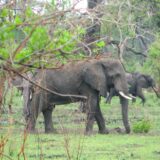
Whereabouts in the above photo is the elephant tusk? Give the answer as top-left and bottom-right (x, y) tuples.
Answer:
(119, 91), (132, 100)
(29, 92), (32, 100)
(129, 94), (136, 99)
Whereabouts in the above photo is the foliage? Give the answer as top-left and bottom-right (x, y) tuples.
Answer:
(132, 119), (152, 133)
(143, 34), (160, 88)
(0, 0), (160, 73)
(0, 4), (86, 73)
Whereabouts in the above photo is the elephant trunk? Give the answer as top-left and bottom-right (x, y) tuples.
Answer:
(120, 96), (130, 133)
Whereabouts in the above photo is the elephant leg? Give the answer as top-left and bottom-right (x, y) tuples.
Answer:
(106, 97), (111, 104)
(79, 101), (87, 113)
(42, 106), (55, 133)
(136, 87), (146, 104)
(129, 86), (137, 103)
(106, 88), (116, 104)
(85, 112), (95, 135)
(95, 103), (109, 134)
(85, 92), (108, 135)
(106, 92), (112, 103)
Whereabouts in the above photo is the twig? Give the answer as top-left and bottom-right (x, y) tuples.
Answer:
(0, 153), (13, 160)
(152, 87), (160, 98)
(11, 24), (39, 60)
(17, 129), (28, 160)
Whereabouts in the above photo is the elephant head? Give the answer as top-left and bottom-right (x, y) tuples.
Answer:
(145, 75), (156, 87)
(134, 73), (155, 88)
(83, 59), (131, 133)
(84, 59), (131, 99)
(135, 73), (160, 99)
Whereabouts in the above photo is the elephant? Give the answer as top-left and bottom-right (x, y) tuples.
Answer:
(24, 58), (132, 134)
(106, 72), (156, 104)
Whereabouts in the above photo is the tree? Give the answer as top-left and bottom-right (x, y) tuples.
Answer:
(143, 34), (160, 91)
(83, 0), (104, 55)
(0, 0), (87, 110)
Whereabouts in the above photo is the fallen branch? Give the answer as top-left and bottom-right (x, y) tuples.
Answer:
(152, 87), (160, 98)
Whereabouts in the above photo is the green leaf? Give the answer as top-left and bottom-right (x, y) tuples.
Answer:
(14, 16), (22, 25)
(96, 41), (105, 48)
(0, 48), (9, 59)
(25, 7), (34, 17)
(15, 48), (32, 61)
(28, 26), (49, 51)
(0, 9), (8, 17)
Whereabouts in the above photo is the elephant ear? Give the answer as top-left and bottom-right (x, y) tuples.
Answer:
(83, 63), (107, 97)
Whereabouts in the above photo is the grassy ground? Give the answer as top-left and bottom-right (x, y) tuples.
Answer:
(0, 90), (160, 160)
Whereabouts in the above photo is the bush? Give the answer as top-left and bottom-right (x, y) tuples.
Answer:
(143, 34), (160, 91)
(132, 119), (152, 133)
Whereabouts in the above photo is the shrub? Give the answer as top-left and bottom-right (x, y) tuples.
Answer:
(132, 119), (152, 133)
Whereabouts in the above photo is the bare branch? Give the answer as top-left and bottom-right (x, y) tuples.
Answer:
(3, 65), (87, 100)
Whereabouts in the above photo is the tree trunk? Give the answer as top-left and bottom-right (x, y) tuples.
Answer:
(84, 0), (103, 55)
(0, 76), (6, 112)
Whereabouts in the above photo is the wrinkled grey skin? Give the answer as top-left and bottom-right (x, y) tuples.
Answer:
(26, 58), (131, 134)
(106, 72), (156, 104)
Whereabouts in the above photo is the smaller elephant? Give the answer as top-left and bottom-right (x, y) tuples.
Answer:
(106, 72), (156, 105)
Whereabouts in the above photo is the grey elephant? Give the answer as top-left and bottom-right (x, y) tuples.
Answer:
(106, 72), (156, 104)
(23, 58), (132, 134)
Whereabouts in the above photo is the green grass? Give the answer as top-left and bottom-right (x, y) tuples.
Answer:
(0, 91), (160, 160)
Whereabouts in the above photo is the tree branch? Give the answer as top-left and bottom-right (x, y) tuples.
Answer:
(2, 65), (87, 100)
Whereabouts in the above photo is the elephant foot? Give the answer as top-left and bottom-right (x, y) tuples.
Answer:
(112, 127), (130, 134)
(140, 101), (145, 106)
(125, 127), (131, 134)
(25, 122), (37, 133)
(84, 130), (94, 136)
(26, 127), (38, 134)
(98, 129), (109, 134)
(45, 128), (57, 134)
